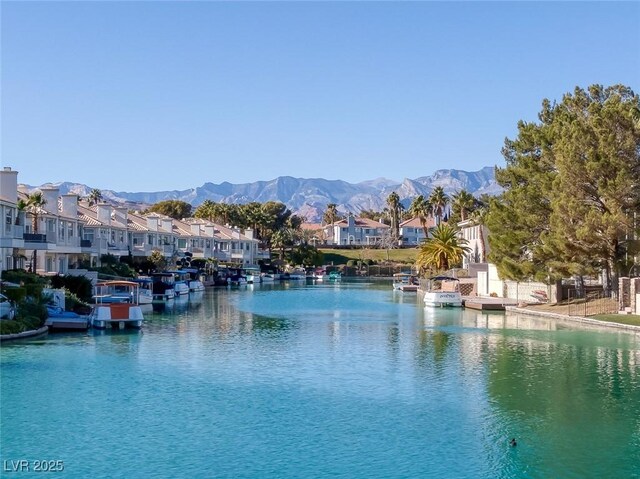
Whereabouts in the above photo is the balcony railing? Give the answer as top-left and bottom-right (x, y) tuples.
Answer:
(23, 233), (47, 243)
(81, 239), (92, 248)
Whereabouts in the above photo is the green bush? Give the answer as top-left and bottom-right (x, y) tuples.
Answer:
(0, 320), (24, 335)
(3, 287), (26, 303)
(50, 275), (93, 303)
(65, 290), (91, 313)
(1, 270), (45, 285)
(21, 316), (43, 330)
(25, 283), (43, 299)
(16, 300), (48, 323)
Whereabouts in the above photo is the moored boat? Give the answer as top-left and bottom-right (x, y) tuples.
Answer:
(423, 276), (462, 307)
(328, 271), (342, 281)
(90, 281), (145, 329)
(392, 273), (419, 292)
(150, 273), (176, 301)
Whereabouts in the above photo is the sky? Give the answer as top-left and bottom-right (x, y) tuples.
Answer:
(1, 1), (639, 192)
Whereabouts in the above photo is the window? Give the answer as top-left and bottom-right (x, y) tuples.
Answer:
(59, 220), (65, 240)
(68, 223), (74, 238)
(148, 235), (153, 245)
(5, 209), (12, 234)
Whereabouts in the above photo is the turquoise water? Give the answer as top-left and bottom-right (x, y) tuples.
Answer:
(2, 281), (639, 478)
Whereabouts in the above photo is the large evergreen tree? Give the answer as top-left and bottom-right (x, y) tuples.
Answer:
(487, 84), (640, 291)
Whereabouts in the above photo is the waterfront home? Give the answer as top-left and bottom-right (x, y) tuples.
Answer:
(323, 215), (389, 246)
(16, 186), (84, 275)
(399, 216), (435, 246)
(0, 168), (25, 273)
(457, 219), (490, 268)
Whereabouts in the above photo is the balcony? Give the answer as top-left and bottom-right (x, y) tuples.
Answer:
(81, 239), (92, 248)
(24, 233), (47, 243)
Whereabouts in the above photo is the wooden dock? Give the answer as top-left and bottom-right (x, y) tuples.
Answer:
(462, 296), (519, 311)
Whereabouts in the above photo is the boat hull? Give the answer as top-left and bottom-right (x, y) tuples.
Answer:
(423, 291), (463, 308)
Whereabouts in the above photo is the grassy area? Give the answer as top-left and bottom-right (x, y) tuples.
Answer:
(319, 248), (418, 265)
(591, 314), (640, 327)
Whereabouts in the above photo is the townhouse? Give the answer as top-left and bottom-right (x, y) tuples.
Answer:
(0, 168), (264, 277)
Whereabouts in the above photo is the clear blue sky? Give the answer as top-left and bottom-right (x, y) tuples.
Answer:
(2, 1), (638, 191)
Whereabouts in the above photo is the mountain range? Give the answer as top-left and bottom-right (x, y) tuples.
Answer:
(21, 166), (501, 222)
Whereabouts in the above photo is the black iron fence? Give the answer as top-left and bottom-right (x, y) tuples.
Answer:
(566, 289), (618, 317)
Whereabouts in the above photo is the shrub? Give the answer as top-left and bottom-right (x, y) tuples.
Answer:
(25, 283), (43, 299)
(0, 320), (24, 335)
(16, 300), (48, 323)
(50, 275), (93, 303)
(3, 287), (26, 303)
(65, 290), (91, 313)
(346, 260), (357, 267)
(2, 270), (45, 285)
(21, 316), (43, 330)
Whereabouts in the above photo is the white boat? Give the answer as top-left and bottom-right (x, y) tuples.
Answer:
(287, 267), (307, 280)
(260, 273), (276, 282)
(90, 281), (145, 329)
(423, 276), (463, 307)
(150, 273), (176, 301)
(245, 267), (262, 284)
(180, 268), (206, 292)
(133, 278), (154, 304)
(166, 271), (190, 296)
(392, 273), (419, 292)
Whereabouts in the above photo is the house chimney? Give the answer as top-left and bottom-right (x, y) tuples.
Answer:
(40, 187), (60, 213)
(161, 218), (173, 233)
(96, 203), (112, 225)
(60, 194), (78, 218)
(244, 228), (254, 240)
(114, 206), (128, 225)
(190, 223), (202, 235)
(0, 167), (18, 203)
(146, 215), (159, 232)
(204, 225), (214, 237)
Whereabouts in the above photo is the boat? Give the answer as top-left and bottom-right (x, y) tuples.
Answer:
(226, 268), (247, 286)
(133, 278), (154, 304)
(244, 266), (262, 284)
(150, 273), (176, 301)
(90, 281), (145, 329)
(287, 267), (307, 281)
(307, 268), (326, 281)
(328, 271), (342, 281)
(423, 276), (463, 308)
(178, 268), (206, 292)
(260, 273), (276, 282)
(392, 273), (419, 292)
(165, 270), (190, 296)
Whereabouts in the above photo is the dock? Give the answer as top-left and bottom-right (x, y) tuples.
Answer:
(45, 316), (90, 331)
(462, 296), (519, 311)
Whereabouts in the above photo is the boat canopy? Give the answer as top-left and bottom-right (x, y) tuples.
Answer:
(96, 280), (139, 287)
(428, 276), (459, 281)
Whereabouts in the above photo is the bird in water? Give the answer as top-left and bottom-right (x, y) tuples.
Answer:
(509, 438), (517, 447)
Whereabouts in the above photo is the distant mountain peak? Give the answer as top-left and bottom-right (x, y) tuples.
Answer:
(20, 167), (500, 222)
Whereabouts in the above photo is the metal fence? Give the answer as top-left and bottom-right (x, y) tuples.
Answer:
(566, 289), (618, 317)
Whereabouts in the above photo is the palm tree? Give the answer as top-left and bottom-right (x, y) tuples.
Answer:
(17, 191), (47, 234)
(416, 223), (470, 273)
(323, 203), (340, 225)
(451, 190), (476, 222)
(428, 186), (449, 225)
(87, 188), (103, 206)
(17, 191), (47, 273)
(386, 192), (402, 242)
(408, 194), (434, 237)
(469, 206), (488, 263)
